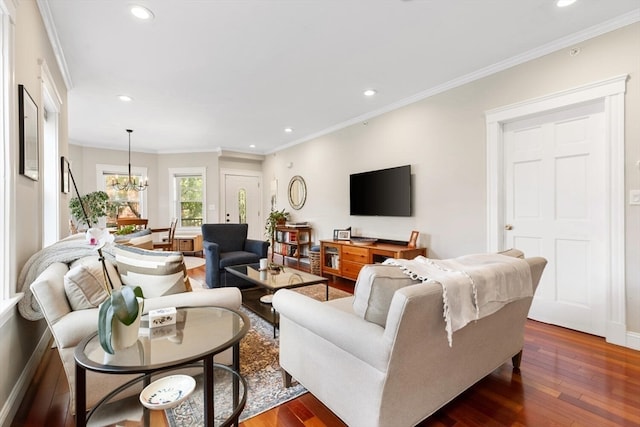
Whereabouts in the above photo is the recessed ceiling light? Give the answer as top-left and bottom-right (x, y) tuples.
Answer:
(130, 5), (154, 20)
(284, 127), (293, 133)
(249, 144), (256, 148)
(556, 0), (577, 7)
(118, 95), (133, 102)
(363, 89), (377, 97)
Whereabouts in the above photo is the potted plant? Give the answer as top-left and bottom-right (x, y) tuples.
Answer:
(265, 208), (289, 240)
(69, 191), (110, 229)
(265, 208), (290, 262)
(98, 284), (144, 354)
(86, 228), (145, 354)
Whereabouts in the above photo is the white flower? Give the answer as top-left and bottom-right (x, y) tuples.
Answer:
(85, 228), (115, 249)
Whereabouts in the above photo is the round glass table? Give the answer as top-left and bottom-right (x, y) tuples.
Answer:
(74, 306), (249, 427)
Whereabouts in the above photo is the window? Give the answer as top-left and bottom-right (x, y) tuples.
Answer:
(238, 188), (247, 224)
(170, 168), (206, 229)
(96, 164), (147, 226)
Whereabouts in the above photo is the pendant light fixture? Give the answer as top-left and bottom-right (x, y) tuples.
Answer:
(111, 129), (148, 192)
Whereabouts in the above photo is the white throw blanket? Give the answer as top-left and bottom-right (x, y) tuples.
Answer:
(17, 237), (116, 321)
(384, 254), (532, 346)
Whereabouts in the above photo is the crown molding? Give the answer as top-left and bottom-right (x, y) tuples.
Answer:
(270, 9), (640, 155)
(36, 0), (72, 90)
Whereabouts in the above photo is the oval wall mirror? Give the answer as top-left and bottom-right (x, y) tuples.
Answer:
(288, 175), (307, 210)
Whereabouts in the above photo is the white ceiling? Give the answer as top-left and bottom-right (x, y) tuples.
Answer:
(40, 0), (640, 154)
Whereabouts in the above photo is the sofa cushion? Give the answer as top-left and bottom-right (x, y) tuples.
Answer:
(64, 256), (122, 310)
(219, 251), (262, 268)
(352, 264), (420, 327)
(114, 245), (191, 298)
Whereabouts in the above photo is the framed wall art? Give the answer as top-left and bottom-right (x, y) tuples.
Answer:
(19, 84), (39, 181)
(61, 156), (70, 193)
(408, 230), (419, 248)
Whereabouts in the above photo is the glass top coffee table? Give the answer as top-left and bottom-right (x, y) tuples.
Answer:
(225, 264), (328, 337)
(74, 306), (249, 427)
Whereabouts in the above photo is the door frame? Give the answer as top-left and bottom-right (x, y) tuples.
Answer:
(219, 168), (263, 234)
(485, 75), (627, 347)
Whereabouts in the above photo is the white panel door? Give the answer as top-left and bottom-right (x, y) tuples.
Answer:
(223, 174), (262, 241)
(504, 101), (607, 336)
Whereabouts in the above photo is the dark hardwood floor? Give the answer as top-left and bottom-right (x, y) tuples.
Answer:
(12, 262), (640, 426)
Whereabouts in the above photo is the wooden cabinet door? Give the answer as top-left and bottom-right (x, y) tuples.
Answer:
(321, 242), (341, 275)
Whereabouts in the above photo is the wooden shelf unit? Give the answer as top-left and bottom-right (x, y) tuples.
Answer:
(320, 239), (427, 280)
(173, 234), (203, 256)
(273, 226), (312, 267)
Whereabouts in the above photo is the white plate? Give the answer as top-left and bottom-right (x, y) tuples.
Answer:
(139, 374), (196, 410)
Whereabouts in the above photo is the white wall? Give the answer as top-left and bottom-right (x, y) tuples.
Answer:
(263, 23), (640, 333)
(3, 1), (68, 424)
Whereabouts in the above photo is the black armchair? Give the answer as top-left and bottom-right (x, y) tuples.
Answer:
(201, 223), (270, 288)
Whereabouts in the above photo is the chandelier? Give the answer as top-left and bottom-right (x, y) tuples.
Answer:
(111, 129), (148, 192)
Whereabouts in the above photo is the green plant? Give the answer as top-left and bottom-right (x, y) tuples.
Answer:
(69, 191), (110, 227)
(265, 208), (290, 240)
(114, 224), (136, 235)
(98, 285), (144, 354)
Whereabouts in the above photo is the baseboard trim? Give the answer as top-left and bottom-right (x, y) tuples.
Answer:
(625, 331), (640, 351)
(0, 329), (52, 427)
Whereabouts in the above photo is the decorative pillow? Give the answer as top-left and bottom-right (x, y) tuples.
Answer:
(352, 264), (420, 327)
(64, 256), (122, 310)
(114, 244), (191, 298)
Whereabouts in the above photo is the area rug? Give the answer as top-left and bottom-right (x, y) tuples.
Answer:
(165, 284), (351, 425)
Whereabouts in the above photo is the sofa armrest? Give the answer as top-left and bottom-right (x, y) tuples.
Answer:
(51, 308), (99, 349)
(144, 287), (242, 312)
(203, 241), (221, 287)
(244, 239), (269, 258)
(273, 289), (392, 371)
(30, 262), (72, 324)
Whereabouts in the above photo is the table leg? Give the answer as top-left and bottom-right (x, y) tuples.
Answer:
(325, 282), (329, 300)
(272, 305), (277, 338)
(143, 375), (151, 427)
(75, 364), (86, 427)
(233, 342), (240, 427)
(204, 355), (215, 426)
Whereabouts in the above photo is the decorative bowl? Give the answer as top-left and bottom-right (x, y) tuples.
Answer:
(139, 374), (196, 410)
(350, 238), (378, 246)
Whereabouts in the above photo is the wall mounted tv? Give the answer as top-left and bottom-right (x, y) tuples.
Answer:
(350, 165), (411, 217)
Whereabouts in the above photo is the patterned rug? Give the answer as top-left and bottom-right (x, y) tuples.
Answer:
(165, 284), (351, 425)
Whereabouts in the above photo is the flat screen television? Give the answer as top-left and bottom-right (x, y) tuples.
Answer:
(350, 165), (411, 217)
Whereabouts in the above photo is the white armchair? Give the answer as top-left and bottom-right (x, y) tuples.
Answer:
(273, 252), (546, 427)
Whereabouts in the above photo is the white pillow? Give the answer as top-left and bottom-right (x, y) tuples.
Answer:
(64, 257), (122, 310)
(352, 264), (420, 327)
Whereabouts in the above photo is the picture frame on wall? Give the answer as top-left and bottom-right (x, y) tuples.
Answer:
(408, 230), (419, 248)
(61, 156), (70, 193)
(18, 84), (39, 181)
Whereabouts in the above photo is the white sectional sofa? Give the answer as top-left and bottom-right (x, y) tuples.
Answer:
(23, 239), (241, 415)
(273, 251), (546, 427)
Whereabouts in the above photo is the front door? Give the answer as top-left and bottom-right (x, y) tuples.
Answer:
(223, 173), (262, 241)
(503, 101), (607, 336)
